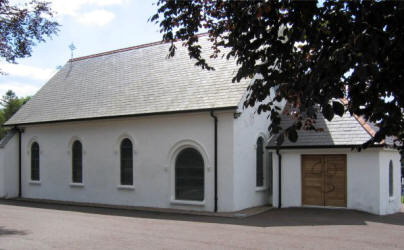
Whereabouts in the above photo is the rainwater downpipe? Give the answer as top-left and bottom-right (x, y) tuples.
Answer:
(276, 149), (282, 208)
(16, 127), (23, 198)
(210, 110), (218, 212)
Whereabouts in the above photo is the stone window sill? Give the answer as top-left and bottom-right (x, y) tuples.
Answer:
(70, 183), (84, 188)
(256, 186), (268, 192)
(170, 199), (205, 206)
(117, 185), (135, 190)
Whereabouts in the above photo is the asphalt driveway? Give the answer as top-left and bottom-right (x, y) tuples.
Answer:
(0, 200), (403, 250)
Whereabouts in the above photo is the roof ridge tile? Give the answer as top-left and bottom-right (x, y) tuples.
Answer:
(69, 33), (209, 62)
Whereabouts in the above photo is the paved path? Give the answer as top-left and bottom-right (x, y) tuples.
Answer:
(0, 200), (403, 250)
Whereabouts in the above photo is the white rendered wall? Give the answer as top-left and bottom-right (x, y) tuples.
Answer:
(216, 111), (235, 211)
(0, 147), (4, 196)
(378, 149), (401, 215)
(233, 106), (273, 211)
(0, 147), (3, 196)
(19, 111), (235, 212)
(347, 149), (381, 214)
(233, 85), (285, 211)
(271, 148), (400, 215)
(0, 133), (19, 198)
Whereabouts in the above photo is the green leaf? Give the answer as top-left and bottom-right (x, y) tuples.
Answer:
(322, 104), (334, 121)
(287, 128), (298, 142)
(276, 133), (284, 146)
(332, 101), (345, 117)
(153, 0), (404, 148)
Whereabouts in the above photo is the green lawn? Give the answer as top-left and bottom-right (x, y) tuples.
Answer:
(402, 196), (404, 203)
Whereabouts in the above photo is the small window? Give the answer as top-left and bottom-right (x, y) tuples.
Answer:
(31, 142), (40, 181)
(389, 160), (393, 197)
(72, 140), (83, 183)
(256, 137), (264, 187)
(120, 138), (133, 185)
(175, 148), (204, 201)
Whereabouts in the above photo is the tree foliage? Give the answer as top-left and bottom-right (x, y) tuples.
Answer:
(0, 0), (58, 67)
(0, 90), (30, 139)
(151, 0), (404, 148)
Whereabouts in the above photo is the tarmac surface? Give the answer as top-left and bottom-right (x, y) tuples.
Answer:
(0, 200), (403, 249)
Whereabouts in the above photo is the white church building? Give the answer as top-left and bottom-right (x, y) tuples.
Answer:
(0, 37), (401, 215)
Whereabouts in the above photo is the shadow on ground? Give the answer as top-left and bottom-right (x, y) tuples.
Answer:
(0, 199), (403, 228)
(0, 226), (27, 237)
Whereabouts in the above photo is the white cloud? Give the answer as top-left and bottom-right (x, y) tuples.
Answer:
(0, 81), (41, 97)
(0, 63), (55, 81)
(49, 0), (125, 16)
(77, 9), (115, 27)
(95, 0), (126, 7)
(11, 0), (125, 26)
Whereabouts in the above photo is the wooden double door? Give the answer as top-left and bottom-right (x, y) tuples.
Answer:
(302, 155), (347, 207)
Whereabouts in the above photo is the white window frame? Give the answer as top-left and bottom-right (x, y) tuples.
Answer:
(168, 140), (209, 206)
(27, 137), (41, 185)
(256, 133), (269, 192)
(68, 136), (85, 187)
(115, 133), (136, 190)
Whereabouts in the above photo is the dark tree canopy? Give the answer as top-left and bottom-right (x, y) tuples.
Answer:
(0, 0), (58, 66)
(0, 90), (30, 138)
(151, 0), (404, 148)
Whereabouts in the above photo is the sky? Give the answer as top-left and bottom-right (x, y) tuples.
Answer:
(0, 0), (163, 98)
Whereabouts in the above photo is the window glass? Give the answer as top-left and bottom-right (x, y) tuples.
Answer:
(175, 148), (204, 201)
(72, 140), (83, 183)
(120, 138), (133, 185)
(31, 142), (40, 181)
(389, 160), (393, 197)
(256, 137), (264, 187)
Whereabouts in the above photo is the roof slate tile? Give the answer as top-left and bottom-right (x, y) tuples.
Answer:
(267, 112), (374, 148)
(6, 37), (248, 125)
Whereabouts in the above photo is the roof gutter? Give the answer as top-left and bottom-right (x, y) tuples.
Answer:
(210, 110), (218, 212)
(4, 106), (237, 127)
(267, 144), (386, 150)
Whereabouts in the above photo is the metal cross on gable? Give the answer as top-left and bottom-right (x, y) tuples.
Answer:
(69, 43), (76, 60)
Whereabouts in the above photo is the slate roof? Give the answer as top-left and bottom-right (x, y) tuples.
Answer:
(5, 36), (249, 126)
(267, 112), (379, 148)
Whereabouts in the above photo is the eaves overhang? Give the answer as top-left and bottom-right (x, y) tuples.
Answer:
(4, 106), (237, 127)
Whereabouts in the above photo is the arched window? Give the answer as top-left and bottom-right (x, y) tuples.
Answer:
(175, 148), (204, 201)
(120, 138), (133, 185)
(31, 142), (40, 181)
(72, 140), (83, 183)
(389, 160), (394, 197)
(256, 137), (264, 187)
